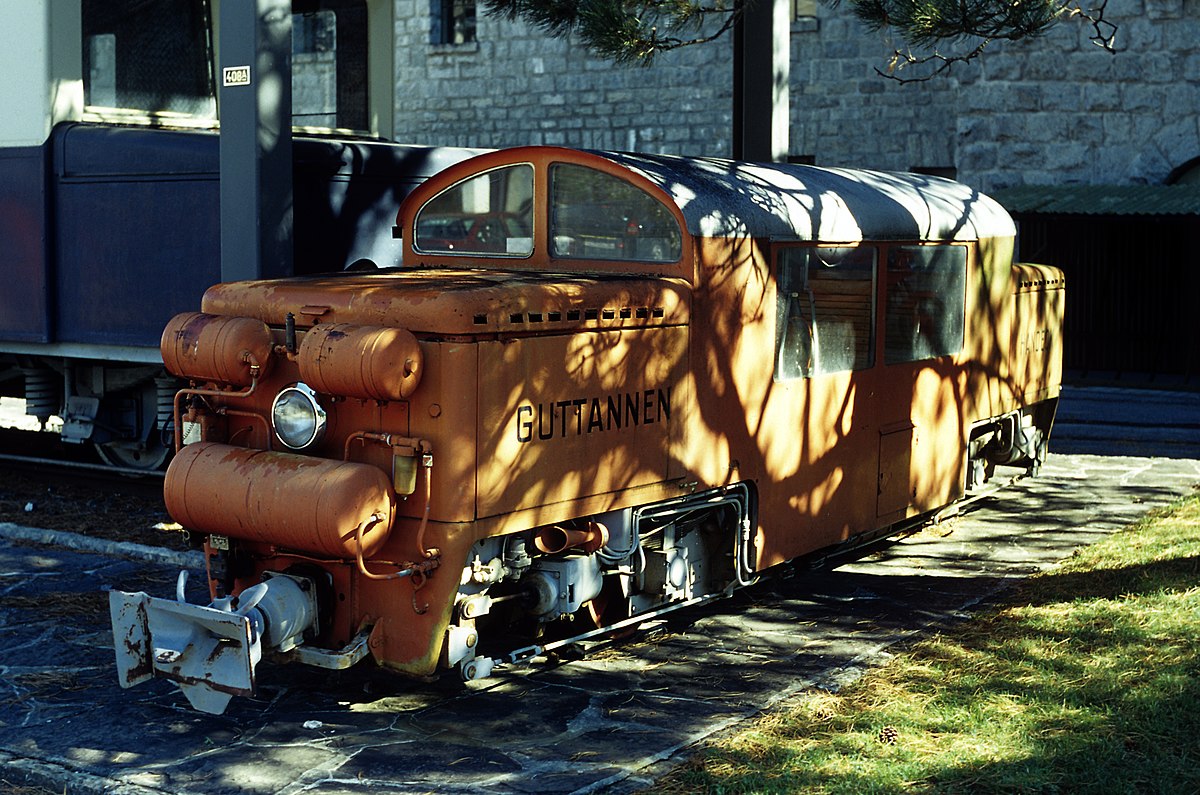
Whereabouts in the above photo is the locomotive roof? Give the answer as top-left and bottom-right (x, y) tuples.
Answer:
(598, 151), (1016, 242)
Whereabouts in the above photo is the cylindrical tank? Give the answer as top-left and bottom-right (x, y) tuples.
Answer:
(164, 442), (395, 558)
(161, 312), (275, 386)
(298, 323), (422, 401)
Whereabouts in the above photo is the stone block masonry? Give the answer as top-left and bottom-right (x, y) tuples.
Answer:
(390, 0), (1200, 192)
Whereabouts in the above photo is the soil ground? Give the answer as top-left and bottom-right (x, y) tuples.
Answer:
(0, 461), (185, 552)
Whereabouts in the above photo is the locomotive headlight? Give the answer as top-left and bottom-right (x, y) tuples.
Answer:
(271, 383), (327, 450)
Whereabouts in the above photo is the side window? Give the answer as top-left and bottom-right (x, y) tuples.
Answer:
(293, 2), (369, 131)
(884, 245), (967, 364)
(550, 164), (683, 262)
(82, 0), (216, 118)
(414, 165), (534, 256)
(775, 246), (877, 380)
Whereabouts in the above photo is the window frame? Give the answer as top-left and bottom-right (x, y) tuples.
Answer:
(412, 163), (536, 258)
(548, 162), (685, 265)
(882, 242), (969, 366)
(773, 243), (879, 382)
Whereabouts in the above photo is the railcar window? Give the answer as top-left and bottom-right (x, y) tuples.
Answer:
(414, 165), (534, 256)
(82, 0), (216, 117)
(549, 165), (683, 262)
(81, 0), (370, 130)
(293, 1), (369, 131)
(884, 244), (967, 364)
(774, 246), (877, 380)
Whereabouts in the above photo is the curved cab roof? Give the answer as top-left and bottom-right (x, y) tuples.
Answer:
(600, 151), (1016, 243)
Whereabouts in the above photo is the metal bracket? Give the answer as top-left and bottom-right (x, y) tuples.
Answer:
(60, 395), (100, 443)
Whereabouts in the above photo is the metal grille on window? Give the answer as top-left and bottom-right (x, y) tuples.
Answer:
(82, 0), (216, 118)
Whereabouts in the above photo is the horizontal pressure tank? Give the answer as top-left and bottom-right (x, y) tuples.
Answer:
(161, 312), (275, 386)
(164, 442), (395, 558)
(298, 323), (422, 401)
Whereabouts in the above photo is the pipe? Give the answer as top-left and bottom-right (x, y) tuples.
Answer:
(534, 521), (610, 555)
(342, 433), (438, 561)
(222, 408), (272, 450)
(171, 357), (262, 453)
(354, 512), (441, 582)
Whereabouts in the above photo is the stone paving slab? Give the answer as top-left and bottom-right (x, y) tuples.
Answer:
(1, 389), (1198, 794)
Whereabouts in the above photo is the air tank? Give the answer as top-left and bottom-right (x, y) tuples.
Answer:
(164, 442), (395, 558)
(298, 323), (422, 401)
(161, 312), (275, 386)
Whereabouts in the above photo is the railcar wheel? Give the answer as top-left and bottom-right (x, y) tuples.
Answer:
(94, 437), (171, 471)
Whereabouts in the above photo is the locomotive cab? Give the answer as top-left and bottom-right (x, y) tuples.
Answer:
(109, 147), (1062, 713)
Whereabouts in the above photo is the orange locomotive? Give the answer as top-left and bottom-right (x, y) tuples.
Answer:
(110, 146), (1063, 713)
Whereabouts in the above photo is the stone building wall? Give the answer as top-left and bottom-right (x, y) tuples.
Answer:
(390, 0), (1200, 193)
(391, 0), (734, 155)
(955, 0), (1200, 190)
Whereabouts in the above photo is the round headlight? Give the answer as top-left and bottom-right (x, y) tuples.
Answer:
(271, 383), (327, 450)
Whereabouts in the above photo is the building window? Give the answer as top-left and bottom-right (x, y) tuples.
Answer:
(432, 0), (476, 45)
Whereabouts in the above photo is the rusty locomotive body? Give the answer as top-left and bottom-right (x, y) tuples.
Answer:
(110, 146), (1063, 713)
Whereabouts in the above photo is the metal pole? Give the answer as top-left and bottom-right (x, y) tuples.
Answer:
(218, 0), (293, 283)
(732, 0), (790, 163)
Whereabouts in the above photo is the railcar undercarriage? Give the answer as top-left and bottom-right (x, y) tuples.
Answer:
(447, 484), (756, 680)
(111, 483), (756, 713)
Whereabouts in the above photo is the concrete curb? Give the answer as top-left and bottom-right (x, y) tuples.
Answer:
(0, 521), (203, 569)
(0, 750), (170, 795)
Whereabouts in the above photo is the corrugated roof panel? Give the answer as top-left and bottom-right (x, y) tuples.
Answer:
(992, 184), (1200, 216)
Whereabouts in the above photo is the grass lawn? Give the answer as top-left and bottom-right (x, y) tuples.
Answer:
(658, 491), (1200, 794)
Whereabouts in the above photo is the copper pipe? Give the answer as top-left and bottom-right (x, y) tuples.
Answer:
(413, 452), (438, 560)
(344, 430), (389, 461)
(343, 431), (429, 462)
(171, 362), (261, 453)
(354, 513), (440, 582)
(355, 513), (406, 580)
(341, 433), (438, 561)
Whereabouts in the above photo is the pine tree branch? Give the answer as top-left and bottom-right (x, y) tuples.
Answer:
(481, 0), (1118, 74)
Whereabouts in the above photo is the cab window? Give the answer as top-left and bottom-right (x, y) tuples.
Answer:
(414, 165), (534, 256)
(775, 246), (877, 380)
(550, 164), (682, 262)
(884, 244), (967, 364)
